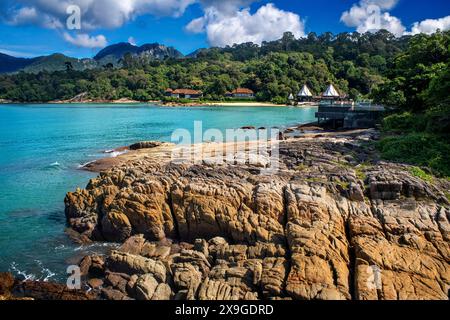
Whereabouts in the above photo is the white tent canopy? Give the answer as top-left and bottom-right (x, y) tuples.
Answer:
(288, 93), (294, 100)
(323, 84), (340, 97)
(298, 84), (313, 97)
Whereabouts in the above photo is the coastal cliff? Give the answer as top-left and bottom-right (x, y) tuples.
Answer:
(60, 130), (450, 300)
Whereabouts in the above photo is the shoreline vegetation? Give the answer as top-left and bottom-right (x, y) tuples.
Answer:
(0, 31), (443, 107)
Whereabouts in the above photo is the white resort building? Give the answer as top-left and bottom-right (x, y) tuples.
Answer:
(322, 84), (340, 99)
(297, 84), (313, 102)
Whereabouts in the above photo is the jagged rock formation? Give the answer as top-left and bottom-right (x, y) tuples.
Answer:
(65, 132), (450, 300)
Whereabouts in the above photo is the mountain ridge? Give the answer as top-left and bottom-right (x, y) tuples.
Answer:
(0, 42), (185, 74)
(0, 53), (40, 73)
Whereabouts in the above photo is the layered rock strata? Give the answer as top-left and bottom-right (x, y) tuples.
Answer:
(64, 132), (450, 300)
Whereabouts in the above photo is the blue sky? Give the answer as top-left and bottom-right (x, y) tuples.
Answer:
(0, 0), (449, 58)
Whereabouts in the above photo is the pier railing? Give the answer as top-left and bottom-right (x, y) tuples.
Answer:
(315, 103), (386, 128)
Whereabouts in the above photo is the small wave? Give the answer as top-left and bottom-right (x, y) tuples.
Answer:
(54, 244), (66, 251)
(43, 161), (64, 170)
(108, 150), (128, 158)
(10, 262), (36, 281)
(77, 160), (95, 169)
(10, 261), (56, 282)
(73, 242), (120, 254)
(35, 260), (56, 281)
(104, 148), (128, 158)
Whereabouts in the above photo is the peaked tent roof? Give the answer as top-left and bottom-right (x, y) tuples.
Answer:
(323, 84), (340, 97)
(298, 84), (313, 97)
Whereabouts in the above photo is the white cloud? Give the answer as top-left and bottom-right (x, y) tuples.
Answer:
(128, 36), (137, 46)
(7, 0), (196, 48)
(8, 0), (196, 29)
(186, 3), (304, 47)
(360, 0), (398, 10)
(8, 6), (64, 29)
(186, 0), (257, 34)
(198, 0), (255, 14)
(186, 16), (205, 33)
(4, 0), (450, 51)
(63, 32), (107, 48)
(408, 16), (450, 35)
(341, 0), (405, 36)
(4, 0), (302, 49)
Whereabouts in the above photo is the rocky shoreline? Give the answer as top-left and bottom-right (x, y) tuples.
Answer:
(2, 128), (449, 300)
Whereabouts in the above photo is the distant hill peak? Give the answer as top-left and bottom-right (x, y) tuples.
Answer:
(0, 41), (185, 74)
(0, 52), (38, 73)
(186, 48), (208, 58)
(94, 42), (183, 61)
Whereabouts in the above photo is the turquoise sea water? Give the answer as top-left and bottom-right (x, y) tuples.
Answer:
(0, 103), (317, 282)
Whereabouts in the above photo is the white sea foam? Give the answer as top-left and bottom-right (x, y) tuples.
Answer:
(108, 150), (128, 158)
(10, 262), (36, 281)
(104, 148), (128, 158)
(77, 149), (128, 169)
(44, 161), (63, 170)
(35, 260), (56, 281)
(9, 261), (56, 282)
(74, 242), (119, 253)
(54, 244), (66, 250)
(77, 160), (95, 169)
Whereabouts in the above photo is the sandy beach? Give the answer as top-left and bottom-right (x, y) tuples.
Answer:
(202, 102), (289, 107)
(162, 101), (318, 107)
(2, 98), (318, 108)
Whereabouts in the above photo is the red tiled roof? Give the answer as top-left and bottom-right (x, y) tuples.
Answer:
(165, 88), (173, 92)
(172, 89), (203, 95)
(232, 88), (254, 95)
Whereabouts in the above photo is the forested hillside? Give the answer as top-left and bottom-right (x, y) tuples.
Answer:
(0, 30), (416, 103)
(1, 30), (448, 105)
(373, 31), (450, 177)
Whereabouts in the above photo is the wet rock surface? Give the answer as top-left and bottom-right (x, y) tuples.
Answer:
(61, 132), (450, 300)
(0, 272), (96, 300)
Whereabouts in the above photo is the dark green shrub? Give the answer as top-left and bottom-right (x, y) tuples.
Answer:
(378, 133), (450, 177)
(382, 112), (427, 132)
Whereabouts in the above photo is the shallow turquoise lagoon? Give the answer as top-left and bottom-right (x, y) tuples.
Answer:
(0, 104), (317, 281)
